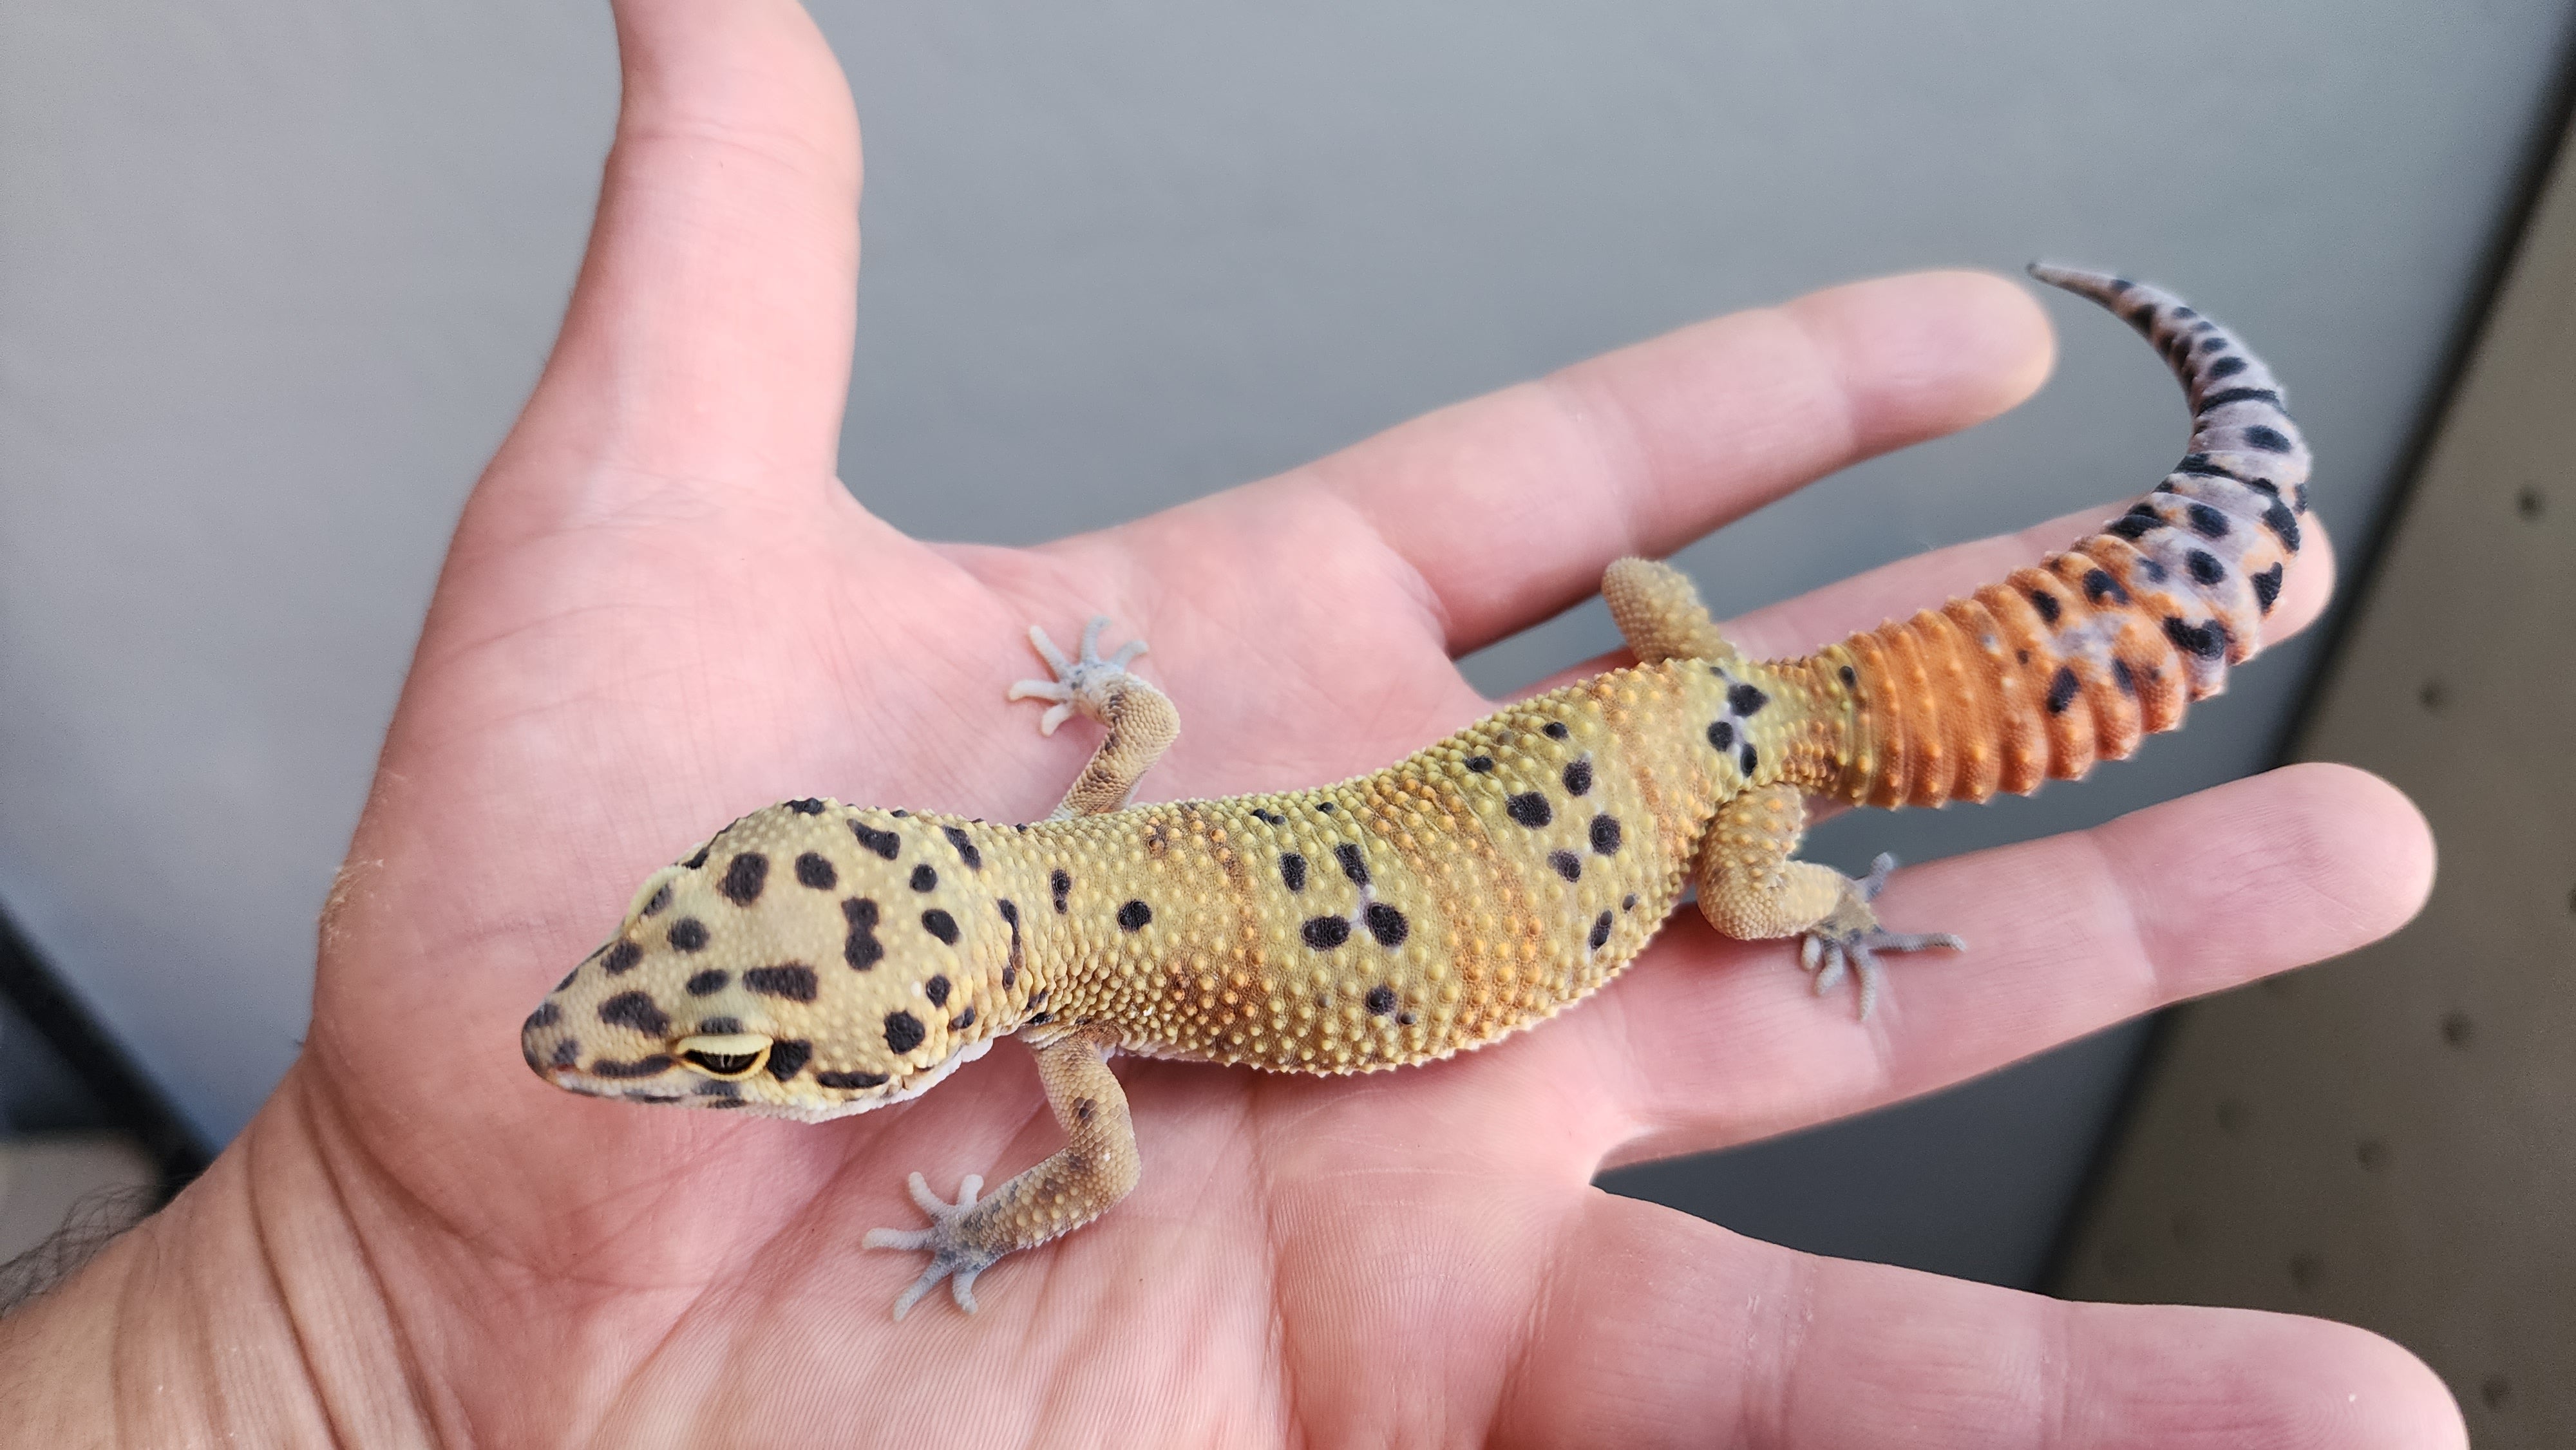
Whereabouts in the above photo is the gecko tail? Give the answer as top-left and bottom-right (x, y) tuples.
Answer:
(1801, 268), (2316, 810)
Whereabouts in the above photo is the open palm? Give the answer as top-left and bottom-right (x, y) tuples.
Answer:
(51, 1), (2460, 1444)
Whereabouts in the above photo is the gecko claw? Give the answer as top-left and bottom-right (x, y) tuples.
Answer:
(1009, 617), (1151, 737)
(1797, 854), (1965, 1019)
(864, 1171), (1002, 1319)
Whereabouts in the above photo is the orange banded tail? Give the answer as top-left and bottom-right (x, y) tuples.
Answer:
(1812, 266), (2315, 811)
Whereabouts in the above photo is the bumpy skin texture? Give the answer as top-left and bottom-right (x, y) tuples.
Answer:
(522, 266), (2313, 1316)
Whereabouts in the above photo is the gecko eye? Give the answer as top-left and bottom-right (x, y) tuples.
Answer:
(676, 1032), (772, 1080)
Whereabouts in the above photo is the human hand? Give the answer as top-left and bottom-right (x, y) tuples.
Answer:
(0, 2), (2459, 1444)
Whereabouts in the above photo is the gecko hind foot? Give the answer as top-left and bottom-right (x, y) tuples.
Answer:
(1797, 854), (1966, 1021)
(1007, 616), (1150, 735)
(862, 1171), (1005, 1319)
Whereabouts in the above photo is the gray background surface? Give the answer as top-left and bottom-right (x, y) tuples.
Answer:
(4, 2), (2566, 1289)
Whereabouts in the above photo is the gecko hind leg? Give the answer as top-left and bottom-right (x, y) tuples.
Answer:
(1007, 615), (1180, 818)
(1796, 852), (1967, 1021)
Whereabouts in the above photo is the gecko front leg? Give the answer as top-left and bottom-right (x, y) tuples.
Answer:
(862, 1027), (1139, 1318)
(1009, 616), (1180, 818)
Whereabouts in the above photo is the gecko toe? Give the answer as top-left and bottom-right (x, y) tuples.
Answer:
(866, 1171), (1007, 1321)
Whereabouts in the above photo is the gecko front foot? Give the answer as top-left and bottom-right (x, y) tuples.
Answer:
(1007, 616), (1149, 735)
(1797, 854), (1965, 1021)
(862, 1171), (1007, 1319)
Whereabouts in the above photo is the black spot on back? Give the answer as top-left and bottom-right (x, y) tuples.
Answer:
(2186, 550), (2226, 585)
(910, 863), (939, 892)
(2112, 657), (2139, 696)
(603, 941), (643, 976)
(1464, 754), (1495, 774)
(1707, 720), (1734, 751)
(2046, 666), (2079, 715)
(1301, 916), (1351, 950)
(1738, 743), (1758, 776)
(1562, 758), (1593, 796)
(1363, 903), (1408, 948)
(1727, 683), (1768, 717)
(1548, 849), (1582, 882)
(1590, 814), (1624, 855)
(2262, 500), (2302, 552)
(598, 992), (670, 1037)
(1116, 900), (1152, 932)
(922, 909), (960, 945)
(1506, 793), (1552, 827)
(942, 825), (983, 870)
(2244, 424), (2292, 453)
(2163, 616), (2228, 659)
(1334, 843), (1370, 886)
(1316, 802), (1335, 813)
(683, 844), (711, 871)
(1838, 663), (1858, 689)
(1051, 869), (1072, 913)
(1542, 720), (1569, 740)
(2083, 569), (2128, 606)
(817, 1069), (889, 1089)
(2185, 503), (2230, 539)
(719, 852), (769, 906)
(1587, 912), (1614, 950)
(1365, 984), (1397, 1015)
(852, 824), (901, 860)
(884, 1012), (926, 1054)
(2206, 355), (2248, 379)
(2107, 514), (2157, 542)
(2199, 386), (2281, 411)
(924, 975), (950, 1008)
(949, 1006), (976, 1031)
(743, 965), (818, 1002)
(795, 852), (837, 890)
(2251, 562), (2284, 614)
(667, 918), (710, 952)
(2027, 589), (2061, 625)
(1280, 852), (1307, 892)
(766, 1040), (812, 1080)
(787, 798), (826, 814)
(685, 968), (730, 997)
(844, 897), (884, 970)
(641, 883), (672, 917)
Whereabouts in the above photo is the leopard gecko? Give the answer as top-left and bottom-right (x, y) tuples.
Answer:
(522, 265), (2314, 1319)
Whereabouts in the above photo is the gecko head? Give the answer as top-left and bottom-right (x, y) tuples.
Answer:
(520, 799), (1020, 1122)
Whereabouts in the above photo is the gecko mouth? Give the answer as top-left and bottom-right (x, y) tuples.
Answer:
(676, 1032), (772, 1079)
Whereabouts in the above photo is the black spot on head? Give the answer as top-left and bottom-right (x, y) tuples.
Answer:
(1316, 802), (1335, 813)
(1333, 843), (1370, 886)
(1115, 899), (1152, 932)
(2046, 666), (2080, 714)
(795, 852), (837, 890)
(1464, 754), (1495, 774)
(2163, 616), (2228, 659)
(1588, 912), (1614, 950)
(941, 824), (983, 870)
(2107, 514), (2157, 541)
(1590, 814), (1624, 855)
(1506, 793), (1552, 827)
(2262, 501), (2301, 552)
(599, 992), (670, 1037)
(524, 1001), (560, 1031)
(1738, 742), (1758, 776)
(1548, 849), (1582, 883)
(683, 844), (711, 871)
(909, 863), (938, 892)
(1623, 893), (1640, 912)
(743, 965), (818, 1002)
(924, 975), (951, 1008)
(1838, 663), (1858, 688)
(685, 968), (730, 997)
(2251, 562), (2284, 614)
(603, 941), (643, 976)
(2185, 503), (2230, 539)
(787, 798), (825, 815)
(2027, 589), (2061, 625)
(592, 1055), (674, 1079)
(949, 1006), (976, 1031)
(2244, 424), (2291, 453)
(2206, 355), (2248, 378)
(2082, 569), (2128, 606)
(766, 1040), (811, 1080)
(998, 899), (1019, 928)
(1051, 868), (1072, 912)
(2186, 550), (2226, 586)
(1707, 720), (1735, 751)
(1542, 720), (1569, 740)
(667, 918), (710, 952)
(817, 1069), (889, 1089)
(1280, 852), (1308, 892)
(884, 1012), (926, 1054)
(1301, 916), (1352, 950)
(551, 1039), (582, 1069)
(922, 909), (960, 945)
(851, 824), (902, 860)
(2112, 657), (2138, 695)
(889, 809), (908, 818)
(1363, 902), (1409, 948)
(719, 852), (769, 905)
(695, 1016), (741, 1036)
(843, 896), (883, 970)
(1561, 758), (1593, 796)
(641, 883), (672, 917)
(1727, 683), (1768, 717)
(1364, 984), (1397, 1015)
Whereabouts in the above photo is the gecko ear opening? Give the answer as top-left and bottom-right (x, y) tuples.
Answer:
(677, 1033), (772, 1079)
